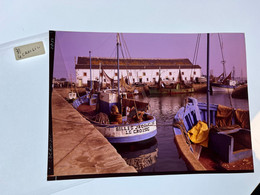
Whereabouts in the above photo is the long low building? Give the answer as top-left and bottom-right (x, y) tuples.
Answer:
(75, 57), (201, 86)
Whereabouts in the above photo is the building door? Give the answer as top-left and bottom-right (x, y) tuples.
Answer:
(139, 78), (142, 83)
(78, 79), (82, 87)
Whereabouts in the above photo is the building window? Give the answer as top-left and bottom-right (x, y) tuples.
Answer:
(133, 78), (135, 83)
(100, 73), (103, 76)
(194, 71), (196, 75)
(156, 72), (159, 76)
(143, 72), (146, 76)
(185, 77), (187, 80)
(83, 72), (87, 76)
(129, 72), (132, 76)
(182, 72), (184, 75)
(115, 72), (118, 76)
(147, 78), (149, 82)
(169, 72), (172, 75)
(172, 77), (175, 81)
(104, 79), (106, 82)
(166, 77), (169, 80)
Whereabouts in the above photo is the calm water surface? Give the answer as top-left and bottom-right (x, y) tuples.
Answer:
(113, 93), (249, 173)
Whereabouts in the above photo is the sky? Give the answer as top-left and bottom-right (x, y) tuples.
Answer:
(53, 31), (247, 81)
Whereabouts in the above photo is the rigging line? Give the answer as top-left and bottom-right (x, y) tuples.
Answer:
(194, 34), (201, 65)
(118, 34), (140, 114)
(191, 34), (201, 78)
(218, 33), (226, 77)
(109, 45), (117, 58)
(192, 34), (200, 65)
(92, 34), (114, 52)
(119, 37), (131, 82)
(121, 33), (132, 59)
(120, 34), (133, 82)
(55, 35), (71, 81)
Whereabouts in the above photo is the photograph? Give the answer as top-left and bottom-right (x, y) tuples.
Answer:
(48, 31), (253, 180)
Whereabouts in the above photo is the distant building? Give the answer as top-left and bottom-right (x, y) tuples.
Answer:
(75, 57), (201, 86)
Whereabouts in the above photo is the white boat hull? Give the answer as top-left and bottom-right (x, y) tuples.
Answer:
(211, 85), (235, 93)
(94, 117), (157, 143)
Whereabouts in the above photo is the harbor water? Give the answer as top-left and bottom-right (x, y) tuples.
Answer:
(113, 92), (249, 173)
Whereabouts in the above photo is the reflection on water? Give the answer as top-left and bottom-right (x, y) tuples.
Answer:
(113, 138), (158, 171)
(115, 93), (249, 173)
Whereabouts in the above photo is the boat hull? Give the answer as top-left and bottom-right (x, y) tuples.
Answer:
(73, 92), (157, 144)
(173, 97), (252, 171)
(149, 87), (194, 96)
(93, 117), (157, 143)
(211, 83), (235, 93)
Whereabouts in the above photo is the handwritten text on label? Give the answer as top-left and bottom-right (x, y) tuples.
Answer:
(14, 41), (45, 60)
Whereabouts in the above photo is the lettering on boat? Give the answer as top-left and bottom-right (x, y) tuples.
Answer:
(115, 121), (155, 134)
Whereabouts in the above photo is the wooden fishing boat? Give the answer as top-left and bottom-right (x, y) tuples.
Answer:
(210, 34), (237, 93)
(173, 34), (252, 171)
(173, 97), (252, 171)
(72, 33), (157, 143)
(73, 90), (157, 143)
(149, 83), (194, 95)
(148, 69), (194, 96)
(211, 72), (237, 93)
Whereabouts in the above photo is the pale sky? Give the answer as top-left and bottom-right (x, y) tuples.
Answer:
(53, 31), (247, 81)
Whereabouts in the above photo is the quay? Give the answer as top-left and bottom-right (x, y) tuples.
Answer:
(50, 89), (136, 177)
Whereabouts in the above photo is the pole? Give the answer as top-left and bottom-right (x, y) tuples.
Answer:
(117, 33), (121, 114)
(207, 33), (210, 128)
(89, 51), (92, 91)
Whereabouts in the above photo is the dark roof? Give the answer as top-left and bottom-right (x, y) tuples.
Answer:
(75, 57), (201, 69)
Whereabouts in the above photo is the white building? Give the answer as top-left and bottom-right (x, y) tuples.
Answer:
(75, 57), (201, 86)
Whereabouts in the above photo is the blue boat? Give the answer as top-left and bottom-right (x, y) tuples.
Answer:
(72, 33), (157, 143)
(73, 90), (157, 143)
(173, 97), (252, 171)
(173, 34), (252, 171)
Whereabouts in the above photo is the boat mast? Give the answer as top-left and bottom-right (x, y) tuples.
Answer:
(117, 33), (122, 114)
(89, 51), (92, 91)
(207, 33), (210, 128)
(218, 33), (226, 78)
(159, 66), (161, 88)
(232, 66), (235, 80)
(99, 62), (101, 91)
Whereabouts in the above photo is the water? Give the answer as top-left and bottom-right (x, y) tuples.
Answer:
(113, 93), (249, 173)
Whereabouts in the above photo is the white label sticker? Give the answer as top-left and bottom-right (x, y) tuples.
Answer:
(14, 41), (45, 60)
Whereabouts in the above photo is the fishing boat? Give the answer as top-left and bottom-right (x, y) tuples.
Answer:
(72, 33), (157, 143)
(172, 34), (253, 171)
(210, 34), (237, 93)
(173, 97), (252, 171)
(148, 69), (194, 96)
(211, 72), (237, 93)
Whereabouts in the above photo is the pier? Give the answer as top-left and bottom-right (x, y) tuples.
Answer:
(50, 89), (136, 177)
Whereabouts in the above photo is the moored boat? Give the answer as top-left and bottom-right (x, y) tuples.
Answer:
(73, 90), (157, 143)
(173, 33), (253, 172)
(173, 97), (252, 171)
(210, 34), (237, 93)
(148, 69), (194, 96)
(72, 33), (157, 143)
(211, 73), (236, 93)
